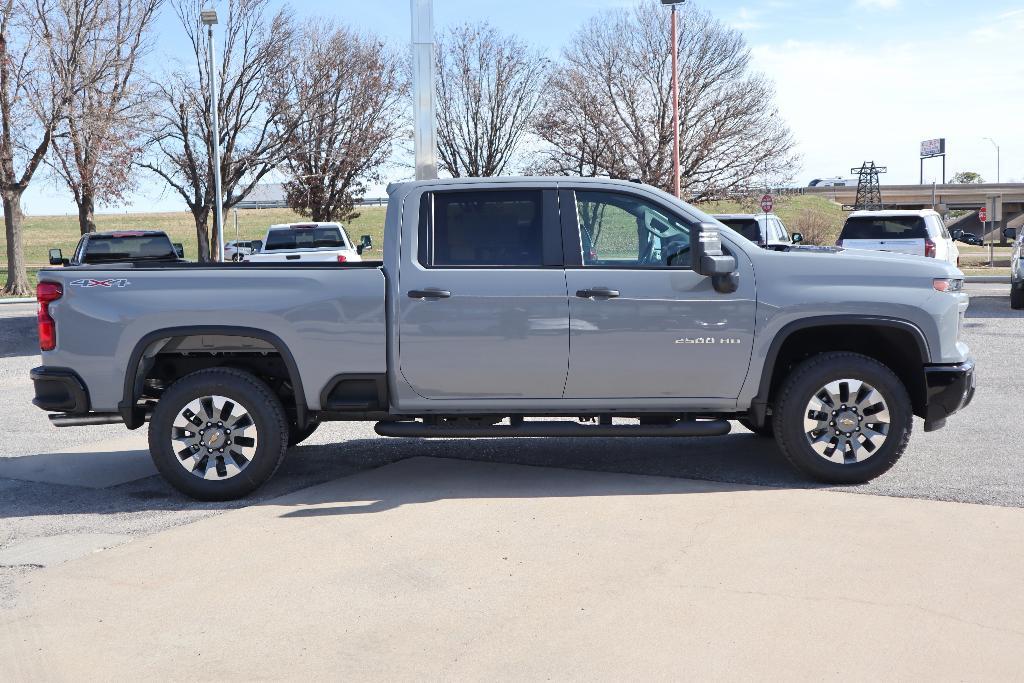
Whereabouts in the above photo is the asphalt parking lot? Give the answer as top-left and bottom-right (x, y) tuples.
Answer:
(0, 282), (1021, 607)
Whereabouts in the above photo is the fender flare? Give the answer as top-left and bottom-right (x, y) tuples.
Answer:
(749, 315), (930, 425)
(119, 325), (307, 429)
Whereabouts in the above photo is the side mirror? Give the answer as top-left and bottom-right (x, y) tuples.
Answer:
(48, 248), (68, 266)
(250, 240), (263, 253)
(1004, 228), (1017, 241)
(952, 230), (963, 240)
(692, 222), (738, 293)
(791, 232), (804, 244)
(360, 234), (373, 249)
(173, 243), (184, 258)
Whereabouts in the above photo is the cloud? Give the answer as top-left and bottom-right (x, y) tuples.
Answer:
(730, 7), (764, 31)
(855, 0), (900, 9)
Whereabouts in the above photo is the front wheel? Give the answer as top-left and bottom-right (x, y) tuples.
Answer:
(773, 352), (911, 484)
(148, 368), (289, 500)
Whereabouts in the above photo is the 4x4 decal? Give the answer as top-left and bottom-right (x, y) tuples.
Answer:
(69, 278), (131, 288)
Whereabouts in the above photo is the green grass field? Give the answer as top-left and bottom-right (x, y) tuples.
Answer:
(0, 206), (389, 268)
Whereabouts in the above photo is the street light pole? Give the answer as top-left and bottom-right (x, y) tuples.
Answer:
(984, 137), (1000, 183)
(201, 8), (224, 263)
(662, 0), (685, 199)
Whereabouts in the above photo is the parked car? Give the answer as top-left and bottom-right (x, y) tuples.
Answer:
(713, 213), (802, 249)
(837, 209), (959, 266)
(224, 240), (255, 261)
(49, 230), (185, 267)
(244, 222), (372, 263)
(31, 177), (974, 500)
(1006, 227), (1023, 309)
(951, 230), (984, 246)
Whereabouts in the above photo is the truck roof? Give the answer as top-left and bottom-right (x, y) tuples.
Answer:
(386, 175), (649, 194)
(848, 209), (940, 218)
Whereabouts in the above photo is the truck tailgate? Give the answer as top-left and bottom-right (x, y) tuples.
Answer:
(841, 238), (924, 257)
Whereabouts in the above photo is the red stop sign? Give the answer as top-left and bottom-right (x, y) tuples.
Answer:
(760, 194), (773, 212)
(979, 206), (988, 222)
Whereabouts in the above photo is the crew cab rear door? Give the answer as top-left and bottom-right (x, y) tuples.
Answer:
(560, 186), (756, 400)
(397, 186), (570, 399)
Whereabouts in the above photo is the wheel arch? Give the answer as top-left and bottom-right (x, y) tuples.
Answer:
(751, 316), (930, 425)
(119, 325), (307, 429)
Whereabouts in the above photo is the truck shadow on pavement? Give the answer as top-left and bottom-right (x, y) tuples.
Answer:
(963, 295), (1023, 320)
(0, 432), (808, 520)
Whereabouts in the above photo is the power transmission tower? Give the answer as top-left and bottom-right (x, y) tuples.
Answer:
(850, 161), (887, 210)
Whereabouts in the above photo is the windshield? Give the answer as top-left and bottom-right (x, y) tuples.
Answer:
(82, 234), (176, 263)
(264, 225), (348, 251)
(840, 216), (927, 240)
(716, 218), (762, 243)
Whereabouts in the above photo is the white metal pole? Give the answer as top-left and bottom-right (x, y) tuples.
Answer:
(208, 24), (225, 262)
(411, 0), (438, 180)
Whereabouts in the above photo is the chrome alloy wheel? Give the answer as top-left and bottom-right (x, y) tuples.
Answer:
(171, 395), (258, 480)
(802, 378), (890, 464)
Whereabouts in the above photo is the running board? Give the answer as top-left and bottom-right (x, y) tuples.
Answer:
(374, 419), (731, 439)
(49, 412), (127, 427)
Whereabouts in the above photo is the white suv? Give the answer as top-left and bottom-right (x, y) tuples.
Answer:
(837, 209), (959, 266)
(245, 222), (370, 264)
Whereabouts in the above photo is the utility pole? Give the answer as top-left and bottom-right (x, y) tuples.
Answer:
(984, 137), (1000, 183)
(201, 8), (225, 262)
(411, 0), (438, 181)
(662, 0), (686, 198)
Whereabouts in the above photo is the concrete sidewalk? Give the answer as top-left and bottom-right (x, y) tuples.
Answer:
(3, 456), (1023, 679)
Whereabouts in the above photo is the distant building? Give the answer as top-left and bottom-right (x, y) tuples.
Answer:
(235, 183), (388, 210)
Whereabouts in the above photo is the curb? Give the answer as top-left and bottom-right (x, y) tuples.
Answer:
(0, 297), (34, 305)
(965, 275), (1011, 283)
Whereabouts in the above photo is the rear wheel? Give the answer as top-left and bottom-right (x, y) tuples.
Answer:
(773, 352), (911, 484)
(1011, 284), (1024, 310)
(148, 368), (289, 500)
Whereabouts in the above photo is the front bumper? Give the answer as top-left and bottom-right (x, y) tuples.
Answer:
(922, 358), (975, 432)
(31, 366), (90, 413)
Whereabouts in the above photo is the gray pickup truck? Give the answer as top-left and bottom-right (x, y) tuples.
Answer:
(31, 177), (975, 500)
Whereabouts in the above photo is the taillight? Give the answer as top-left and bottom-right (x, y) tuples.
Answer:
(925, 238), (936, 258)
(337, 254), (347, 263)
(37, 282), (63, 351)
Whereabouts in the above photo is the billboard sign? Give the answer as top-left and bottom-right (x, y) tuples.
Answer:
(920, 138), (945, 158)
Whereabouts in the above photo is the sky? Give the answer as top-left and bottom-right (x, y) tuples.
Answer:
(21, 0), (1024, 216)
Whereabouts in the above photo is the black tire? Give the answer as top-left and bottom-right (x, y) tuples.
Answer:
(738, 418), (774, 437)
(148, 368), (289, 501)
(288, 419), (320, 448)
(773, 352), (911, 484)
(1011, 284), (1024, 310)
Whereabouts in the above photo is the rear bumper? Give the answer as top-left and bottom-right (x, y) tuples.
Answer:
(31, 366), (90, 413)
(922, 359), (975, 432)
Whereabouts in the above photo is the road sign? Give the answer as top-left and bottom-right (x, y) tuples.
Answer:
(760, 194), (773, 213)
(979, 206), (988, 222)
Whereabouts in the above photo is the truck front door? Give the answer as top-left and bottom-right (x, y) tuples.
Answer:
(561, 187), (756, 400)
(398, 187), (570, 400)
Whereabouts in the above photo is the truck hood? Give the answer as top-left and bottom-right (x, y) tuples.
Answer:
(767, 244), (962, 279)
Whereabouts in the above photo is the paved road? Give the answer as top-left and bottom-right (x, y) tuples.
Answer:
(0, 283), (1021, 603)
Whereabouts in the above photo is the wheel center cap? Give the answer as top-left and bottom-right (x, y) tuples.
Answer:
(205, 430), (225, 447)
(836, 412), (858, 432)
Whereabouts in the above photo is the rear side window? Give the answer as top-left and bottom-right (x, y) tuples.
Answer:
(840, 216), (928, 240)
(419, 190), (545, 267)
(718, 218), (762, 243)
(82, 234), (176, 262)
(264, 226), (347, 250)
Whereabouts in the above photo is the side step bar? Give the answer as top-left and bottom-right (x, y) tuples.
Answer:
(49, 412), (128, 427)
(375, 419), (731, 439)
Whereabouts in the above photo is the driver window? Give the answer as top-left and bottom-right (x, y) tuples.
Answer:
(575, 190), (692, 268)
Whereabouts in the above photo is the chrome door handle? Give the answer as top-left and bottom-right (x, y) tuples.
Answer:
(697, 320), (727, 328)
(576, 288), (620, 299)
(408, 288), (451, 299)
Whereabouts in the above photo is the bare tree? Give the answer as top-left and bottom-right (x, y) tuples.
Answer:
(278, 20), (405, 222)
(141, 0), (295, 261)
(532, 1), (798, 199)
(435, 22), (548, 177)
(48, 0), (161, 235)
(1, 0), (101, 295)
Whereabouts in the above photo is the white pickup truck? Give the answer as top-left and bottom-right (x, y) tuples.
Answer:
(245, 222), (372, 263)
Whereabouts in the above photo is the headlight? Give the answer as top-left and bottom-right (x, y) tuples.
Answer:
(933, 278), (964, 292)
